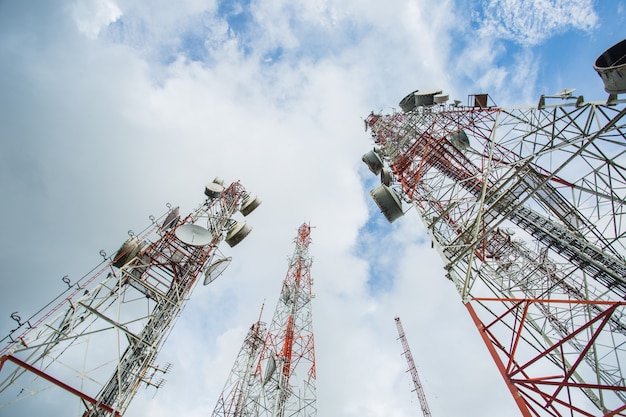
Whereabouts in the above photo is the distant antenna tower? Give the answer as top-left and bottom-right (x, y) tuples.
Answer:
(363, 39), (626, 416)
(0, 178), (261, 416)
(394, 317), (432, 417)
(211, 317), (267, 417)
(211, 223), (317, 417)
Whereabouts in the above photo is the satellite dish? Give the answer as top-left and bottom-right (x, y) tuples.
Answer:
(240, 195), (261, 216)
(212, 176), (224, 186)
(175, 224), (213, 247)
(161, 207), (180, 229)
(204, 182), (224, 199)
(225, 221), (252, 247)
(203, 256), (232, 285)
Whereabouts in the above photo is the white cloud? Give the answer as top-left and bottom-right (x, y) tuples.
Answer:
(477, 0), (598, 46)
(72, 0), (122, 39)
(0, 1), (613, 416)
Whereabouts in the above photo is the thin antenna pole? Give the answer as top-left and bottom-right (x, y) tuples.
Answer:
(394, 317), (432, 417)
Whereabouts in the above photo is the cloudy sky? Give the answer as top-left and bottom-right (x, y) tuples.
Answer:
(0, 1), (624, 416)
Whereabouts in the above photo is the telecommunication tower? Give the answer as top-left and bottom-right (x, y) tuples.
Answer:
(394, 317), (432, 417)
(211, 317), (267, 417)
(0, 178), (261, 416)
(211, 223), (317, 417)
(363, 39), (626, 416)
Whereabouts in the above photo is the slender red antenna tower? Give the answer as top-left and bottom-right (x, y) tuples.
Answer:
(363, 39), (626, 417)
(394, 317), (432, 417)
(211, 223), (316, 417)
(0, 178), (261, 416)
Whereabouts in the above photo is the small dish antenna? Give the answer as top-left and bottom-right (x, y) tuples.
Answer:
(434, 93), (449, 104)
(175, 224), (213, 247)
(449, 130), (470, 151)
(594, 38), (626, 94)
(204, 256), (232, 285)
(370, 184), (403, 223)
(414, 89), (443, 106)
(205, 182), (224, 199)
(381, 168), (393, 186)
(362, 149), (383, 174)
(113, 236), (142, 268)
(225, 221), (252, 247)
(240, 195), (261, 216)
(399, 89), (419, 112)
(555, 88), (576, 98)
(263, 353), (277, 386)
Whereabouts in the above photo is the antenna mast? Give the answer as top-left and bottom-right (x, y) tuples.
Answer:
(0, 178), (261, 416)
(394, 317), (432, 417)
(211, 318), (268, 417)
(211, 223), (317, 417)
(363, 39), (626, 416)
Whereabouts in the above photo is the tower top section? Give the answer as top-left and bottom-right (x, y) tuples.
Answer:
(294, 223), (313, 256)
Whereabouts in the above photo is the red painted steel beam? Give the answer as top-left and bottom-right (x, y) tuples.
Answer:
(1, 354), (121, 416)
(468, 298), (626, 416)
(282, 315), (294, 379)
(465, 301), (534, 417)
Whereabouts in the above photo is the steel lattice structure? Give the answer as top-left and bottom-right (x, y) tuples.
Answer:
(394, 317), (432, 417)
(0, 179), (260, 416)
(363, 87), (626, 416)
(211, 319), (268, 417)
(211, 223), (316, 417)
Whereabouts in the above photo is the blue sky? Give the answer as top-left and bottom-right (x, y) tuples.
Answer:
(0, 1), (624, 416)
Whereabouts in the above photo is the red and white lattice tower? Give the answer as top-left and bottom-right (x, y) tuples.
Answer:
(211, 317), (268, 417)
(363, 39), (626, 417)
(394, 317), (432, 417)
(211, 223), (316, 417)
(0, 178), (261, 416)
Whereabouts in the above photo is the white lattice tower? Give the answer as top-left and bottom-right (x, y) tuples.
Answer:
(363, 87), (626, 415)
(254, 223), (317, 417)
(0, 179), (260, 416)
